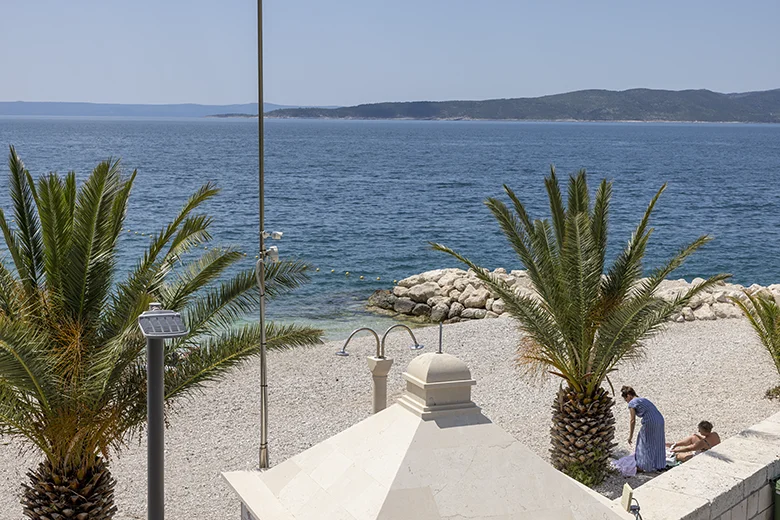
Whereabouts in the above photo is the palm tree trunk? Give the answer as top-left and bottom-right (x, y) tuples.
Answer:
(21, 454), (117, 519)
(550, 385), (616, 486)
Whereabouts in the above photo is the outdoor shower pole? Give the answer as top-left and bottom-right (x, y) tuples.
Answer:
(257, 0), (270, 470)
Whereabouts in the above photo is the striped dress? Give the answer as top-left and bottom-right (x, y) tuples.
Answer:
(629, 397), (666, 471)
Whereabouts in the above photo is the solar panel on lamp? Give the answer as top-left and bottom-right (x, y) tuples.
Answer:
(138, 310), (189, 338)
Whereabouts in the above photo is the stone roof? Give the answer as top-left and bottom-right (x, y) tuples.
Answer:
(223, 353), (631, 520)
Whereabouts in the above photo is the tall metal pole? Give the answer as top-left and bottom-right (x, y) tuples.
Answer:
(257, 0), (270, 469)
(147, 336), (165, 520)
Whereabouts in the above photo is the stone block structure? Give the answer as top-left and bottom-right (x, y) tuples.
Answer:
(616, 411), (780, 519)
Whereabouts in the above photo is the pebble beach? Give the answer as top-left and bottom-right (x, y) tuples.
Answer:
(1, 317), (778, 519)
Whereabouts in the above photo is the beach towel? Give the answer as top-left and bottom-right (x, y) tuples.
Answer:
(611, 454), (637, 477)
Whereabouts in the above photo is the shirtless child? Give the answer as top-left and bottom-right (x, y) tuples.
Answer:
(667, 420), (720, 462)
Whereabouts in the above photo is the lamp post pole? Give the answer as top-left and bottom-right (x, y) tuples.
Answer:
(138, 304), (188, 520)
(256, 0), (270, 470)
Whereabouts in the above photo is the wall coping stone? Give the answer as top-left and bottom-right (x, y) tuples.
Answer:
(617, 410), (780, 520)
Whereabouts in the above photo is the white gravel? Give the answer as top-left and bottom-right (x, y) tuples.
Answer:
(1, 317), (778, 519)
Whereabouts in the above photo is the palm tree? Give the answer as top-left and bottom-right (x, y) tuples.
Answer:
(0, 146), (322, 519)
(731, 291), (780, 398)
(433, 167), (728, 485)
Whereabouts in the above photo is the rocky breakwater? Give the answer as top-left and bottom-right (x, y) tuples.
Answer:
(367, 267), (779, 324)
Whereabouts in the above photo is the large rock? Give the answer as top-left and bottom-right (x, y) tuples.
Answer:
(393, 297), (415, 314)
(437, 272), (461, 289)
(411, 303), (431, 317)
(448, 302), (464, 319)
(457, 284), (475, 304)
(398, 275), (425, 288)
(712, 302), (742, 319)
(427, 296), (450, 308)
(681, 307), (695, 321)
(393, 285), (410, 298)
(460, 308), (486, 319)
(453, 278), (469, 292)
(430, 304), (449, 323)
(693, 304), (716, 321)
(463, 287), (490, 309)
(367, 290), (396, 310)
(408, 282), (440, 303)
(485, 311), (499, 319)
(421, 269), (445, 283)
(448, 289), (461, 301)
(688, 293), (706, 310)
(492, 298), (506, 314)
(486, 298), (495, 312)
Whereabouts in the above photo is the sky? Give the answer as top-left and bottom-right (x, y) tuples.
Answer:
(1, 0), (778, 106)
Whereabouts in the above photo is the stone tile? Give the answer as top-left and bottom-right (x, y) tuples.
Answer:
(748, 490), (760, 517)
(688, 451), (767, 496)
(277, 471), (321, 515)
(719, 511), (732, 520)
(642, 465), (744, 518)
(222, 471), (295, 520)
(309, 449), (354, 489)
(731, 497), (748, 520)
(756, 484), (773, 512)
(260, 458), (303, 496)
(295, 488), (356, 520)
(756, 506), (774, 520)
(339, 476), (387, 520)
(631, 484), (710, 520)
(377, 487), (442, 520)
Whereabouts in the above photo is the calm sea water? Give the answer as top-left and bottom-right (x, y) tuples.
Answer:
(1, 117), (779, 338)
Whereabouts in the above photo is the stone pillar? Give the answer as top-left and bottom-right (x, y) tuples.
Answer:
(366, 356), (394, 413)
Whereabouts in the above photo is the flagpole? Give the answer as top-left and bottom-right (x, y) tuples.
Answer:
(256, 0), (269, 469)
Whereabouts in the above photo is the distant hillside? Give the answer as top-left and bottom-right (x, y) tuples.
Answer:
(267, 88), (780, 123)
(0, 102), (287, 117)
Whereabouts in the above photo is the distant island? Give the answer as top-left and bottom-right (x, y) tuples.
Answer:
(265, 88), (780, 123)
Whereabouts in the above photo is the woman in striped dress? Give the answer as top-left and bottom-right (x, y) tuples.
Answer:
(622, 386), (666, 472)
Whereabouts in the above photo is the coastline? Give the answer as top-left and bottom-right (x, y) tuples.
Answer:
(262, 115), (778, 124)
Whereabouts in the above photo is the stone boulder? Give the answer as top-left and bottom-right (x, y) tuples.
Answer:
(393, 297), (415, 314)
(398, 275), (424, 288)
(427, 296), (450, 308)
(411, 303), (431, 317)
(461, 308), (487, 319)
(393, 285), (410, 298)
(693, 304), (716, 321)
(492, 298), (506, 314)
(437, 272), (461, 289)
(408, 282), (440, 303)
(712, 302), (742, 319)
(463, 287), (490, 309)
(448, 302), (464, 319)
(421, 269), (445, 283)
(681, 307), (695, 321)
(430, 304), (449, 323)
(367, 290), (396, 310)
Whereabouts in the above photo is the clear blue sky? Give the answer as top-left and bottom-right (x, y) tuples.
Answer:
(1, 0), (778, 106)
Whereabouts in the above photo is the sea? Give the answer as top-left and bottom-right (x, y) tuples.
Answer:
(1, 117), (779, 339)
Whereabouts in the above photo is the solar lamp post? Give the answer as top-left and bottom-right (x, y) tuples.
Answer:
(138, 303), (188, 520)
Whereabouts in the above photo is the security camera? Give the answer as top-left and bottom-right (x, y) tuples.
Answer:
(265, 246), (279, 263)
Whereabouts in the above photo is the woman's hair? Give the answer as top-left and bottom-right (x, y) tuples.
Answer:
(620, 386), (637, 399)
(698, 420), (713, 433)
